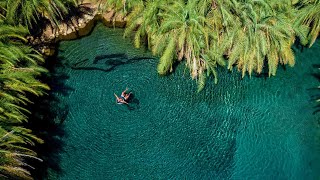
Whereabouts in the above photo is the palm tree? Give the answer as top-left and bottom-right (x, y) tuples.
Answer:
(124, 0), (167, 49)
(215, 0), (298, 77)
(124, 0), (226, 91)
(296, 0), (320, 47)
(0, 0), (76, 30)
(100, 0), (143, 20)
(152, 0), (210, 78)
(0, 23), (49, 179)
(119, 0), (317, 90)
(0, 127), (43, 179)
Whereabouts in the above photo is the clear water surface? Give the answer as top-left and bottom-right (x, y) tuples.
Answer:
(48, 23), (320, 179)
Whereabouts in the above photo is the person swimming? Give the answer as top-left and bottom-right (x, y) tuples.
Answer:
(121, 87), (131, 101)
(114, 93), (128, 104)
(114, 88), (132, 104)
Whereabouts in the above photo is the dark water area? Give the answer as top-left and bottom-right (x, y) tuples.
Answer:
(34, 23), (320, 179)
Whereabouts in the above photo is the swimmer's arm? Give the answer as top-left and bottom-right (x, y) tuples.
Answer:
(114, 93), (119, 103)
(122, 87), (129, 94)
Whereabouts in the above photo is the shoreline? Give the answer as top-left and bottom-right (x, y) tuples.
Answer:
(32, 1), (127, 56)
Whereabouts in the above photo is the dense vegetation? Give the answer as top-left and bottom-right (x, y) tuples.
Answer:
(0, 0), (76, 179)
(0, 0), (318, 179)
(104, 0), (320, 90)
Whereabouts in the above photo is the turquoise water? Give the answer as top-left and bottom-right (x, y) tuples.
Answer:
(47, 23), (320, 179)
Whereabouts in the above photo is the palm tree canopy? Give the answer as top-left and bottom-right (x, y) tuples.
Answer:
(0, 0), (76, 29)
(0, 22), (48, 179)
(122, 0), (318, 90)
(296, 0), (320, 47)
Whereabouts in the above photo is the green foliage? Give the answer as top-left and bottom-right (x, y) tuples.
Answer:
(0, 0), (78, 178)
(0, 22), (49, 179)
(153, 0), (207, 77)
(124, 0), (164, 49)
(296, 0), (320, 47)
(0, 0), (76, 29)
(125, 0), (221, 89)
(0, 1), (317, 178)
(100, 0), (143, 20)
(121, 0), (318, 90)
(0, 127), (43, 179)
(221, 0), (297, 77)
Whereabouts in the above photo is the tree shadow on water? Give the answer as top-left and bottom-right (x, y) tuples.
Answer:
(66, 53), (155, 73)
(27, 51), (75, 179)
(64, 53), (150, 112)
